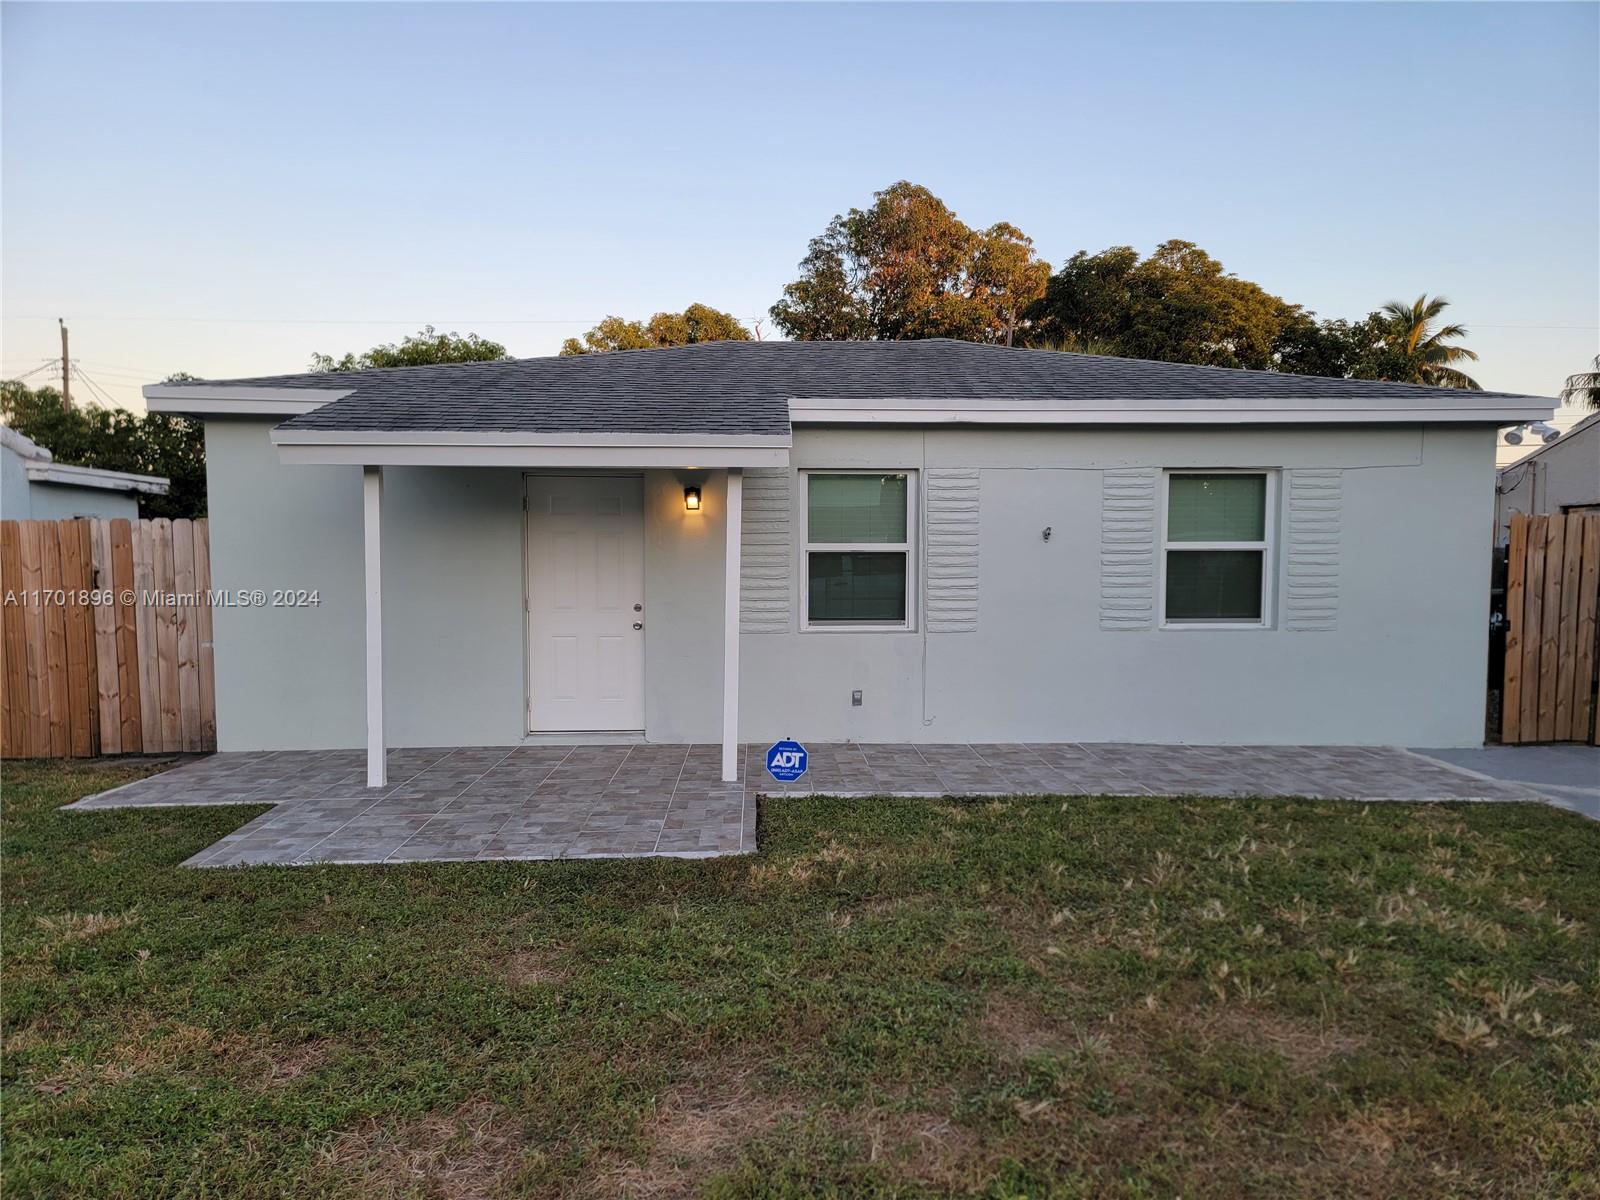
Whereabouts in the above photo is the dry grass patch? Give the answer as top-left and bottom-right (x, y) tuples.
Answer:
(322, 1100), (526, 1200)
(980, 994), (1078, 1060)
(500, 947), (569, 988)
(582, 1070), (801, 1199)
(1173, 1005), (1367, 1074)
(33, 909), (141, 948)
(850, 1106), (984, 1189)
(257, 1039), (335, 1088)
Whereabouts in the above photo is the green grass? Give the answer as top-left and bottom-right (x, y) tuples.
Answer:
(4, 759), (1599, 1199)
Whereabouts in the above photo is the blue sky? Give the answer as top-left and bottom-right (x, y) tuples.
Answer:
(3, 1), (1596, 409)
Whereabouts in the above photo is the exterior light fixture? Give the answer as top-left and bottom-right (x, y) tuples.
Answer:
(1505, 422), (1562, 447)
(684, 486), (701, 511)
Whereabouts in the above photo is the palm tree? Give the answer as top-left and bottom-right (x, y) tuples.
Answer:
(1559, 355), (1600, 410)
(1377, 294), (1481, 389)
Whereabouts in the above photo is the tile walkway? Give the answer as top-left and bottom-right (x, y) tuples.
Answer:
(65, 742), (1549, 869)
(67, 744), (750, 868)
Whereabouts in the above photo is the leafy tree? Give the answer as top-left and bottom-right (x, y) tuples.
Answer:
(560, 304), (752, 355)
(1, 381), (205, 518)
(1366, 295), (1480, 389)
(1022, 240), (1304, 370)
(1559, 355), (1600, 410)
(310, 325), (509, 372)
(1273, 312), (1393, 379)
(769, 182), (1049, 344)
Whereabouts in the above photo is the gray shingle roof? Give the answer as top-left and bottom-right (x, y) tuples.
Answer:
(163, 339), (1547, 435)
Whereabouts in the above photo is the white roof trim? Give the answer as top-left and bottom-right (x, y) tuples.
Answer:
(274, 443), (790, 468)
(787, 396), (1556, 425)
(23, 461), (170, 494)
(270, 426), (791, 468)
(143, 385), (345, 417)
(270, 428), (790, 449)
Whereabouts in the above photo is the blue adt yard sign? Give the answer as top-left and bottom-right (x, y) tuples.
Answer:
(765, 740), (808, 783)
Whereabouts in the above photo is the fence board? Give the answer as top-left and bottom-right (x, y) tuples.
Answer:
(132, 521), (160, 750)
(1, 517), (215, 758)
(1, 523), (27, 756)
(151, 519), (181, 753)
(193, 520), (216, 749)
(110, 520), (143, 751)
(1577, 517), (1600, 745)
(173, 518), (202, 752)
(1518, 515), (1547, 739)
(1502, 515), (1527, 743)
(1554, 515), (1583, 740)
(59, 521), (96, 757)
(1536, 516), (1566, 742)
(40, 523), (70, 757)
(19, 522), (48, 755)
(90, 520), (121, 754)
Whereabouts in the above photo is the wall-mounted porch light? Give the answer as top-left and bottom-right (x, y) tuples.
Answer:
(684, 486), (702, 511)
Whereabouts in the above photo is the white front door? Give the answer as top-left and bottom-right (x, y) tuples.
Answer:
(526, 475), (646, 732)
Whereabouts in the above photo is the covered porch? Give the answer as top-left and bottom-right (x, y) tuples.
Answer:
(270, 425), (789, 789)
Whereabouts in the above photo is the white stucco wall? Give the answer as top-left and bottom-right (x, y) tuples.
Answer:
(204, 420), (723, 751)
(204, 417), (1497, 751)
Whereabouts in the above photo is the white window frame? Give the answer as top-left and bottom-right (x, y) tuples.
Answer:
(1158, 468), (1278, 630)
(800, 468), (918, 633)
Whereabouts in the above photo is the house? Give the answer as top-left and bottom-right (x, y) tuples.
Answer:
(1495, 403), (1590, 469)
(1, 426), (170, 520)
(144, 340), (1554, 784)
(1493, 409), (1599, 544)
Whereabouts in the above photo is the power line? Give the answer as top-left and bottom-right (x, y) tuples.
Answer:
(69, 366), (122, 410)
(2, 360), (60, 383)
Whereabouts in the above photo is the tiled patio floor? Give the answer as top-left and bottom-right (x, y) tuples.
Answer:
(65, 742), (1547, 869)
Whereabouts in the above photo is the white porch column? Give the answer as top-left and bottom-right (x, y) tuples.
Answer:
(721, 468), (743, 783)
(363, 465), (386, 787)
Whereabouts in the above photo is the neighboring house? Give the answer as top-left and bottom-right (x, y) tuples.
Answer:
(0, 426), (170, 520)
(1493, 408), (1600, 544)
(145, 340), (1554, 781)
(1495, 403), (1589, 469)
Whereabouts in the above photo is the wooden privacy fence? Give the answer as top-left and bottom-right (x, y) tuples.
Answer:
(1502, 512), (1600, 745)
(1, 518), (215, 758)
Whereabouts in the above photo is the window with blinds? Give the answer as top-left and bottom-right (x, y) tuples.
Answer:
(1163, 472), (1274, 624)
(803, 472), (914, 628)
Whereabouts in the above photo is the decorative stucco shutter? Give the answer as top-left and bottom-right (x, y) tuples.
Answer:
(739, 468), (792, 632)
(1283, 469), (1342, 630)
(1099, 468), (1159, 630)
(924, 469), (980, 631)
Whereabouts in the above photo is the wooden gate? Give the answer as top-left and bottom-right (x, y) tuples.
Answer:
(1502, 513), (1600, 745)
(1, 518), (215, 758)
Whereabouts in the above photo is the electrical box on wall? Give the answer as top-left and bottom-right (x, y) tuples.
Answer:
(852, 690), (863, 707)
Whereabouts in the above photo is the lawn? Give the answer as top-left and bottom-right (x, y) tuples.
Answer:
(4, 760), (1598, 1199)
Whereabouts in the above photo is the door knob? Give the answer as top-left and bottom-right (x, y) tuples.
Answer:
(632, 621), (644, 630)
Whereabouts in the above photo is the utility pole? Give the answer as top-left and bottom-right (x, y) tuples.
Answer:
(58, 318), (71, 410)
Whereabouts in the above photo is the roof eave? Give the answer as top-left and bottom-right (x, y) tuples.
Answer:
(786, 396), (1557, 426)
(23, 462), (171, 494)
(144, 385), (345, 417)
(268, 427), (792, 468)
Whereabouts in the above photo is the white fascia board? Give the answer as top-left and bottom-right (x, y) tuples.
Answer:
(143, 385), (346, 417)
(24, 462), (171, 494)
(787, 396), (1558, 426)
(269, 428), (790, 449)
(272, 438), (790, 468)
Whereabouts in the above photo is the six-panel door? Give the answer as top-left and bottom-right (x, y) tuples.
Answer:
(525, 475), (646, 732)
